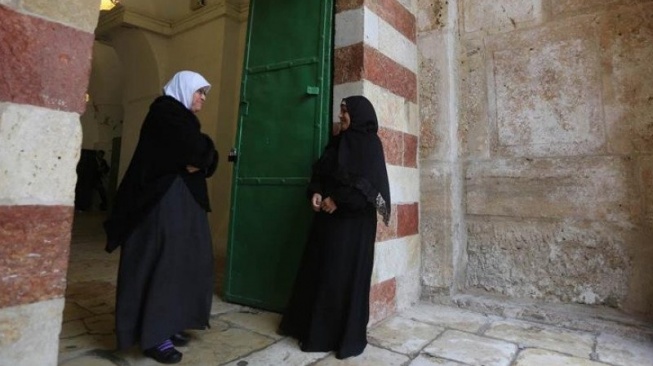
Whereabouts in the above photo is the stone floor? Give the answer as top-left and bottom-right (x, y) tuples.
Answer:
(58, 212), (653, 366)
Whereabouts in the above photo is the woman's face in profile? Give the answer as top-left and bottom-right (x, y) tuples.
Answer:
(338, 103), (351, 131)
(191, 88), (207, 113)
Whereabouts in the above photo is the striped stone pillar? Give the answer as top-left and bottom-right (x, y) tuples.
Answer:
(333, 0), (420, 323)
(0, 3), (98, 365)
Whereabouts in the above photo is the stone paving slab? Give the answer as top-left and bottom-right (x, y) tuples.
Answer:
(408, 354), (468, 365)
(58, 334), (116, 363)
(225, 338), (328, 366)
(59, 356), (116, 366)
(62, 301), (94, 322)
(219, 309), (283, 340)
(423, 329), (518, 366)
(514, 349), (606, 366)
(596, 333), (653, 366)
(60, 319), (88, 339)
(401, 304), (489, 333)
(484, 318), (595, 358)
(314, 345), (410, 365)
(84, 314), (115, 335)
(211, 295), (246, 316)
(368, 315), (444, 356)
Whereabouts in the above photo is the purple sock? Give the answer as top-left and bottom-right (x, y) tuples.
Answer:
(156, 339), (174, 351)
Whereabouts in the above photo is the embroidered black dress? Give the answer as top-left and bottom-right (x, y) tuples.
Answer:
(279, 96), (390, 359)
(104, 95), (218, 350)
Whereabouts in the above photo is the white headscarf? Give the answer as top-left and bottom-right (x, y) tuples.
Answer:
(162, 70), (211, 110)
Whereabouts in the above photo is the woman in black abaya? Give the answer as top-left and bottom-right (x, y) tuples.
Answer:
(104, 71), (218, 364)
(279, 96), (390, 359)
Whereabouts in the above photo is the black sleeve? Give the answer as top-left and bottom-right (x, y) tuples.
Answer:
(186, 133), (217, 171)
(204, 148), (219, 177)
(306, 169), (323, 199)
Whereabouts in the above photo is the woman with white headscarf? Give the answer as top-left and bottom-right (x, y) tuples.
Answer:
(104, 71), (218, 364)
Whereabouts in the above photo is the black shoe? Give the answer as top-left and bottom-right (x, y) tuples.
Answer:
(170, 331), (191, 347)
(143, 346), (182, 364)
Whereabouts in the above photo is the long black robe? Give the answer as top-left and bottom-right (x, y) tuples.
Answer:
(104, 95), (218, 350)
(279, 96), (390, 359)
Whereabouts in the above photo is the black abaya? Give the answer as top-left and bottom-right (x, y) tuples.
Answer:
(279, 96), (390, 359)
(115, 177), (213, 350)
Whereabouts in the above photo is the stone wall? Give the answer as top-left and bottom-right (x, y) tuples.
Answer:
(419, 0), (653, 318)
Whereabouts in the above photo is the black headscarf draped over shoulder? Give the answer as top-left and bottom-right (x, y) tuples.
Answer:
(103, 95), (218, 253)
(315, 96), (391, 225)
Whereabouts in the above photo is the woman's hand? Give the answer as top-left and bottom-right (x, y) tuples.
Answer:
(186, 165), (200, 173)
(311, 193), (322, 212)
(321, 197), (337, 214)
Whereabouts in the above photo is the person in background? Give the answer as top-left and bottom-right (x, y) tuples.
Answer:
(95, 149), (110, 211)
(104, 70), (218, 364)
(278, 96), (391, 359)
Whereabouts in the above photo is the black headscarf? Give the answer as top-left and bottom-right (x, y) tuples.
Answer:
(315, 96), (391, 225)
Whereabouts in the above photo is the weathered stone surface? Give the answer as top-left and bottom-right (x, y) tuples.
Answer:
(410, 354), (467, 365)
(60, 320), (87, 339)
(638, 155), (653, 226)
(64, 281), (115, 315)
(485, 319), (595, 358)
(210, 295), (246, 316)
(368, 316), (443, 356)
(315, 344), (410, 365)
(62, 301), (93, 322)
(58, 334), (116, 361)
(370, 278), (397, 324)
(460, 38), (490, 159)
(0, 205), (72, 308)
(0, 299), (63, 366)
(463, 0), (543, 34)
(596, 333), (653, 366)
(401, 303), (489, 332)
(397, 203), (419, 237)
(600, 4), (653, 154)
(396, 265), (421, 311)
(373, 235), (420, 286)
(466, 217), (632, 306)
(423, 330), (518, 366)
(0, 7), (93, 113)
(514, 349), (607, 366)
(224, 338), (327, 366)
(366, 0), (417, 43)
(0, 104), (82, 205)
(416, 0), (449, 32)
(22, 0), (100, 33)
(218, 309), (283, 340)
(466, 157), (638, 225)
(379, 127), (404, 166)
(551, 0), (621, 16)
(418, 30), (449, 159)
(493, 37), (604, 157)
(59, 356), (116, 366)
(420, 160), (458, 291)
(167, 322), (275, 365)
(83, 314), (114, 335)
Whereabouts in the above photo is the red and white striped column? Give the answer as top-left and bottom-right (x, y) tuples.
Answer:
(0, 3), (96, 365)
(334, 0), (420, 324)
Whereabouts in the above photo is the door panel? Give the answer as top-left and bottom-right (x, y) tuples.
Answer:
(224, 0), (333, 311)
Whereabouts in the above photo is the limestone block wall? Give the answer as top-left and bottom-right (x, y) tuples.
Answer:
(0, 2), (98, 365)
(419, 0), (653, 318)
(334, 0), (421, 323)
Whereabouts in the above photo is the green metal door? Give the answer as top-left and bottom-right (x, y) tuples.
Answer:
(224, 0), (333, 311)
